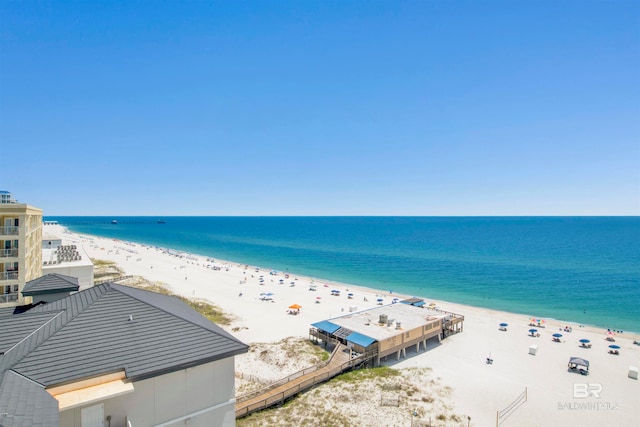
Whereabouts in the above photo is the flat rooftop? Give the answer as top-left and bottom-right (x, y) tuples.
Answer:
(42, 246), (93, 268)
(325, 303), (447, 341)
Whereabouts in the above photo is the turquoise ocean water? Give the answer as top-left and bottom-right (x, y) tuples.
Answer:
(48, 216), (640, 333)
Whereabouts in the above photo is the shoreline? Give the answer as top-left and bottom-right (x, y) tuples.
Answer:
(58, 224), (638, 337)
(48, 224), (640, 426)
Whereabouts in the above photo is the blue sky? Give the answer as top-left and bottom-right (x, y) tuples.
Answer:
(1, 1), (638, 216)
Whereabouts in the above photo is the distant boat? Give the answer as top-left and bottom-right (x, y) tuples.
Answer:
(157, 220), (166, 224)
(111, 220), (118, 225)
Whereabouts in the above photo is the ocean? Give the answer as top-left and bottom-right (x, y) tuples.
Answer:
(47, 216), (640, 333)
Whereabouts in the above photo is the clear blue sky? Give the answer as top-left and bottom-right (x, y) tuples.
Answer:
(1, 1), (638, 216)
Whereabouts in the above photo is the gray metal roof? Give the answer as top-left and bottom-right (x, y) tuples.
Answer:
(0, 282), (248, 427)
(0, 371), (59, 427)
(21, 274), (79, 296)
(0, 312), (60, 354)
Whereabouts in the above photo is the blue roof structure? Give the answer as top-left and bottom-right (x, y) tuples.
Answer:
(311, 320), (341, 334)
(346, 331), (376, 348)
(400, 298), (426, 307)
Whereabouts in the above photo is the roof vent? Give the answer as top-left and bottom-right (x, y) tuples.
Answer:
(379, 314), (388, 324)
(128, 315), (134, 321)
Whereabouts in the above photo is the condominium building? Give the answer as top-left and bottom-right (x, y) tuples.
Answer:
(0, 191), (43, 306)
(0, 190), (17, 204)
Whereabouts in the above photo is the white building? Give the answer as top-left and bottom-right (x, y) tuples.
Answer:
(42, 240), (94, 291)
(0, 282), (248, 427)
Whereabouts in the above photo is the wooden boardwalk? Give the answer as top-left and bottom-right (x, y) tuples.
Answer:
(235, 344), (375, 418)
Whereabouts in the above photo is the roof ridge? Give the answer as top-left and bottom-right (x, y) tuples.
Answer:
(2, 312), (65, 356)
(48, 273), (77, 285)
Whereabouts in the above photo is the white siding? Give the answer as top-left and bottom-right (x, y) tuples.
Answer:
(80, 404), (104, 427)
(59, 358), (236, 427)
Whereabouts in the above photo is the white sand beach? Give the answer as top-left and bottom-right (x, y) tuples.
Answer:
(48, 225), (639, 427)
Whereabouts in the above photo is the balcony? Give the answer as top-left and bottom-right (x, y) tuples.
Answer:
(0, 226), (19, 236)
(0, 248), (19, 258)
(0, 271), (18, 281)
(0, 293), (18, 304)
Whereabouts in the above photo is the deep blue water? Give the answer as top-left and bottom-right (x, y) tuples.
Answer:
(47, 216), (640, 333)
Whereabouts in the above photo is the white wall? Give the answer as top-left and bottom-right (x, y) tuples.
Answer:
(59, 357), (237, 427)
(43, 263), (94, 291)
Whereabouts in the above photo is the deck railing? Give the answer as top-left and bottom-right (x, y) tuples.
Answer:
(0, 248), (18, 258)
(236, 341), (342, 405)
(0, 271), (19, 281)
(94, 275), (134, 285)
(235, 346), (377, 418)
(0, 226), (19, 236)
(0, 293), (19, 304)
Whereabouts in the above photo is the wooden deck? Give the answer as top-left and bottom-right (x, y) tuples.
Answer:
(235, 344), (375, 418)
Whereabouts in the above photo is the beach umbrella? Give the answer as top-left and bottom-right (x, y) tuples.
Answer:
(316, 296), (321, 299)
(377, 298), (383, 302)
(608, 345), (620, 349)
(392, 298), (399, 303)
(553, 333), (563, 338)
(579, 339), (591, 344)
(500, 323), (509, 327)
(529, 329), (538, 335)
(348, 293), (354, 296)
(288, 304), (302, 310)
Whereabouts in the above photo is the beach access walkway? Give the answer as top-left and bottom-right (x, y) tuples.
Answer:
(235, 343), (377, 418)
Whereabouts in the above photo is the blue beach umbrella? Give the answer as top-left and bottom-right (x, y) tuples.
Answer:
(553, 333), (563, 338)
(529, 329), (538, 334)
(500, 323), (508, 327)
(579, 339), (591, 344)
(609, 345), (621, 349)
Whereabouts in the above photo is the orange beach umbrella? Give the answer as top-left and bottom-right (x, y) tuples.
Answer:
(289, 304), (302, 310)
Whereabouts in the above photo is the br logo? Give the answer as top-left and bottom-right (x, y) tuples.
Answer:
(573, 383), (602, 398)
